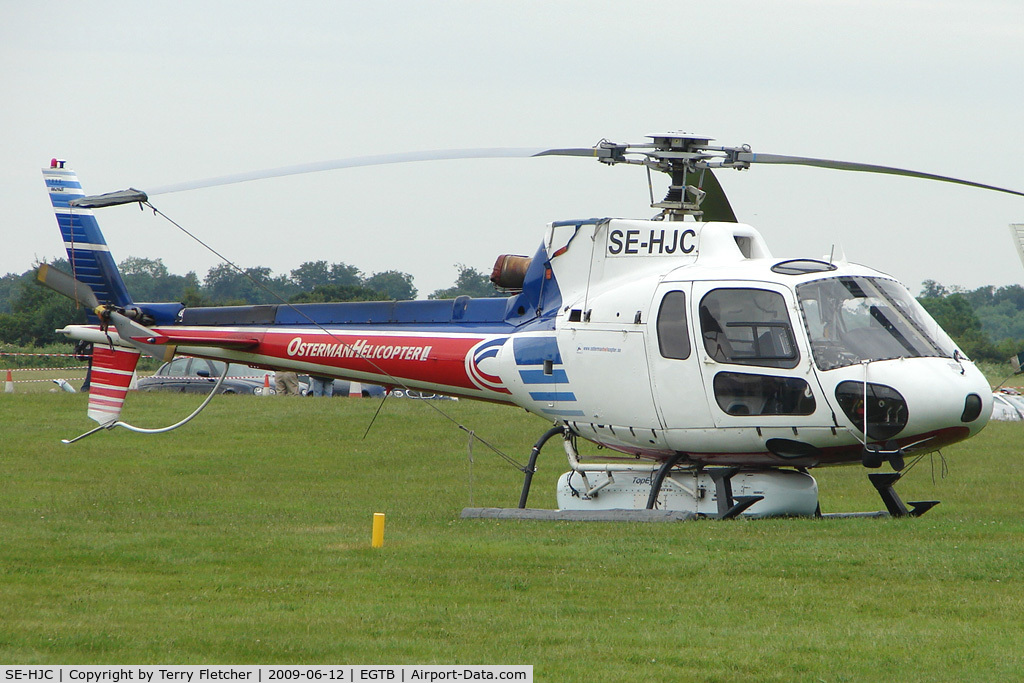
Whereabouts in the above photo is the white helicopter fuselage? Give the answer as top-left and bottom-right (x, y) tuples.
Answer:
(42, 145), (1009, 515)
(54, 207), (990, 470)
(493, 218), (990, 467)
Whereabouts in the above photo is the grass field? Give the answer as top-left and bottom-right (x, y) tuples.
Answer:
(2, 391), (1023, 680)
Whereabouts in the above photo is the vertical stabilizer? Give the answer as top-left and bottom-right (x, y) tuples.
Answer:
(43, 160), (132, 308)
(87, 345), (141, 426)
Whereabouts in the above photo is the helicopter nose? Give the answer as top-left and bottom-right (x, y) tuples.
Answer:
(831, 360), (990, 445)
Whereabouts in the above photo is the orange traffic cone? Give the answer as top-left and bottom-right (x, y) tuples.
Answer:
(4, 369), (13, 394)
(262, 374), (271, 396)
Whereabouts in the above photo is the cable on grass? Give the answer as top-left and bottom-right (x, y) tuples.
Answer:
(143, 201), (525, 471)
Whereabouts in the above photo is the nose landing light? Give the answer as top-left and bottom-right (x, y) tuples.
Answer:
(835, 381), (908, 441)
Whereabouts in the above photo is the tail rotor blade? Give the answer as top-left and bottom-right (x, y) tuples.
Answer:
(107, 309), (177, 363)
(36, 263), (101, 310)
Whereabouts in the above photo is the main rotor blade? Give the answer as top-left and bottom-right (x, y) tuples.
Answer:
(143, 147), (599, 197)
(36, 263), (100, 309)
(736, 152), (1024, 198)
(69, 188), (149, 208)
(68, 146), (603, 208)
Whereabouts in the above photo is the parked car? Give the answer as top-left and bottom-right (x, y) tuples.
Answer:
(999, 391), (1024, 413)
(137, 357), (303, 395)
(990, 392), (1023, 421)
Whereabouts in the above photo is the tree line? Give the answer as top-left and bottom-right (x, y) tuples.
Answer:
(0, 257), (503, 346)
(917, 280), (1024, 365)
(4, 258), (1023, 365)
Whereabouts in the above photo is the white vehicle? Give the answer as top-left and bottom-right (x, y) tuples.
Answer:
(992, 392), (1024, 421)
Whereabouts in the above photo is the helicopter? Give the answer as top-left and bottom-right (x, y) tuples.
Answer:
(37, 134), (1024, 519)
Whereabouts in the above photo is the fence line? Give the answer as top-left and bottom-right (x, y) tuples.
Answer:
(0, 352), (81, 357)
(4, 365), (90, 387)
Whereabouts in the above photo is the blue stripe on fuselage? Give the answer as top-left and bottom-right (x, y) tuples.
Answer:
(528, 391), (577, 401)
(518, 369), (569, 384)
(513, 336), (562, 365)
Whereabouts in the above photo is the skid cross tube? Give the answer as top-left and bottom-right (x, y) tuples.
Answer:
(869, 472), (939, 517)
(517, 426), (566, 509)
(707, 468), (764, 519)
(645, 453), (687, 510)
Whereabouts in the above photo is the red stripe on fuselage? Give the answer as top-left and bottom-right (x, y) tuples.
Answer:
(161, 328), (493, 393)
(272, 331), (483, 389)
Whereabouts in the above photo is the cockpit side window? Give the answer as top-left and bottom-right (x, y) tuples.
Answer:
(698, 288), (799, 369)
(657, 290), (691, 360)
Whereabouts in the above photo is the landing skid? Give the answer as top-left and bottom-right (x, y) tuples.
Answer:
(554, 465), (815, 518)
(869, 472), (940, 517)
(507, 427), (814, 519)
(820, 472), (939, 518)
(819, 475), (937, 518)
(466, 428), (939, 521)
(706, 467), (765, 519)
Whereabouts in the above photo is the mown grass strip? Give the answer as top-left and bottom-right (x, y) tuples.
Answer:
(1, 393), (1022, 680)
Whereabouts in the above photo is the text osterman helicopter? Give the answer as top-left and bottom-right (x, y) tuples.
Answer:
(38, 134), (1024, 519)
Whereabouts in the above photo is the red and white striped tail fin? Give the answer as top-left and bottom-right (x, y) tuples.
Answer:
(87, 346), (141, 425)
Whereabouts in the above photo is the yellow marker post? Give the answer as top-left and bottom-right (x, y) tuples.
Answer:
(371, 512), (386, 548)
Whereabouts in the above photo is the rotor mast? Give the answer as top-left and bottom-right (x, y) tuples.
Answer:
(646, 133), (716, 221)
(590, 133), (742, 221)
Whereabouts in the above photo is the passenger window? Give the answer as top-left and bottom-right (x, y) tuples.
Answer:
(699, 288), (799, 369)
(657, 290), (690, 359)
(713, 372), (816, 416)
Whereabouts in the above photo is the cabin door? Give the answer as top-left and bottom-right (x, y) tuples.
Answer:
(689, 282), (835, 434)
(646, 283), (715, 432)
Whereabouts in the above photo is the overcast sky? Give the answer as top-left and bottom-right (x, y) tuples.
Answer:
(3, 0), (1024, 297)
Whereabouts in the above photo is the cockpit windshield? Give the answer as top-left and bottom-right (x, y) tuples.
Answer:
(796, 276), (959, 371)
